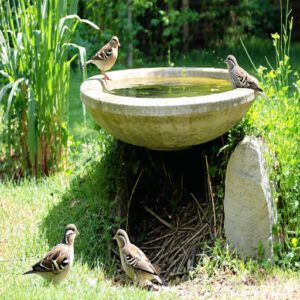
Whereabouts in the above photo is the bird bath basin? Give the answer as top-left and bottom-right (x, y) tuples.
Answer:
(80, 67), (256, 150)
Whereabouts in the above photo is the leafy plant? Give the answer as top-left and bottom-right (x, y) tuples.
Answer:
(0, 0), (99, 177)
(237, 0), (299, 270)
(77, 0), (277, 64)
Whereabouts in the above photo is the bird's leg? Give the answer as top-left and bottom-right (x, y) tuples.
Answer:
(102, 71), (111, 81)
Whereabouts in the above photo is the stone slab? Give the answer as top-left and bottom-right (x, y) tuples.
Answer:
(224, 136), (275, 258)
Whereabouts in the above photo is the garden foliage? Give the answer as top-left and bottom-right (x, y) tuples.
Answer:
(77, 0), (277, 63)
(240, 2), (299, 269)
(0, 0), (98, 177)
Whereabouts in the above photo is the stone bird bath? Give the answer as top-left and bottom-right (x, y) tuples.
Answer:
(80, 67), (256, 150)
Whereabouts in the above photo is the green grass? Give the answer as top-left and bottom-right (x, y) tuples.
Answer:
(0, 165), (176, 299)
(134, 37), (300, 74)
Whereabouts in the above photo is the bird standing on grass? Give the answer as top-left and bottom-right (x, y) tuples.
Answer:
(114, 229), (162, 287)
(23, 224), (79, 285)
(224, 54), (263, 92)
(86, 36), (120, 81)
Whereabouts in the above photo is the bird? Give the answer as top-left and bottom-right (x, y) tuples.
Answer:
(23, 224), (79, 285)
(224, 54), (263, 92)
(86, 36), (120, 81)
(113, 229), (162, 287)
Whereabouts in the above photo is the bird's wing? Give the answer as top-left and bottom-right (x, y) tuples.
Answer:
(91, 42), (113, 61)
(122, 244), (158, 275)
(237, 67), (262, 91)
(31, 244), (70, 274)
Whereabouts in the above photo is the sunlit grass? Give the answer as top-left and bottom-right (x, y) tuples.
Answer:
(0, 172), (175, 299)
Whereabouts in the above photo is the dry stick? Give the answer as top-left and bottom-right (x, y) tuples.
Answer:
(180, 216), (198, 228)
(177, 248), (190, 272)
(140, 246), (163, 250)
(190, 192), (205, 215)
(179, 227), (197, 232)
(165, 253), (186, 276)
(157, 244), (182, 263)
(158, 225), (207, 268)
(125, 169), (144, 231)
(168, 271), (188, 277)
(144, 205), (173, 229)
(147, 225), (161, 236)
(171, 224), (209, 261)
(191, 193), (205, 224)
(144, 232), (175, 245)
(112, 247), (120, 257)
(204, 155), (217, 237)
(152, 235), (174, 263)
(155, 235), (178, 263)
(179, 175), (183, 202)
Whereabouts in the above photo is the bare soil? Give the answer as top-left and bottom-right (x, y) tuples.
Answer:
(174, 274), (300, 299)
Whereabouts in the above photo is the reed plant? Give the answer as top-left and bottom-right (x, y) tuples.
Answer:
(0, 0), (98, 177)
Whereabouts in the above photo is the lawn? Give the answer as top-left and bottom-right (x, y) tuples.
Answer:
(1, 43), (300, 299)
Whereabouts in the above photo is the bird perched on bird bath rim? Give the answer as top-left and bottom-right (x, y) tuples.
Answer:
(224, 54), (263, 92)
(86, 36), (120, 81)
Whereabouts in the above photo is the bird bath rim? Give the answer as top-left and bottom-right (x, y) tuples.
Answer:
(80, 67), (256, 150)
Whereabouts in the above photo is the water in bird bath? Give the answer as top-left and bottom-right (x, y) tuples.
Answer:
(109, 77), (232, 98)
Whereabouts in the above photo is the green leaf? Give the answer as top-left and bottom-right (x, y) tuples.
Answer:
(5, 77), (25, 119)
(0, 82), (14, 105)
(27, 86), (37, 167)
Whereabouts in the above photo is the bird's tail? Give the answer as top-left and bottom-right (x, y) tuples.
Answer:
(23, 270), (34, 275)
(257, 91), (269, 100)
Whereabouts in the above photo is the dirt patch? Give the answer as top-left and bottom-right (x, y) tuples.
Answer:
(175, 274), (300, 299)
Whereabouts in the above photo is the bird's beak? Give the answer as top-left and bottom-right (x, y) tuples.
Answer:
(113, 234), (117, 240)
(118, 42), (121, 47)
(76, 229), (80, 235)
(224, 59), (228, 63)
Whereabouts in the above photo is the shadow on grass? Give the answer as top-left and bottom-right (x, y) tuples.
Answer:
(41, 138), (122, 272)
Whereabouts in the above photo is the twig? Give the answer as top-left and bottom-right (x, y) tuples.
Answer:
(172, 224), (209, 260)
(204, 155), (216, 237)
(140, 246), (163, 250)
(190, 193), (205, 215)
(126, 169), (144, 231)
(144, 206), (173, 229)
(165, 254), (185, 276)
(168, 271), (188, 278)
(155, 234), (177, 263)
(144, 232), (175, 245)
(181, 216), (198, 228)
(112, 247), (120, 257)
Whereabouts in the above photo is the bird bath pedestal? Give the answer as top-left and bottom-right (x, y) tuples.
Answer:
(80, 67), (256, 150)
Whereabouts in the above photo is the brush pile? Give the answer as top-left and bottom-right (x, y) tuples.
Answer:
(140, 192), (223, 281)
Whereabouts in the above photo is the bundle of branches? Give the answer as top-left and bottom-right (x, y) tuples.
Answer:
(140, 192), (223, 281)
(112, 143), (226, 283)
